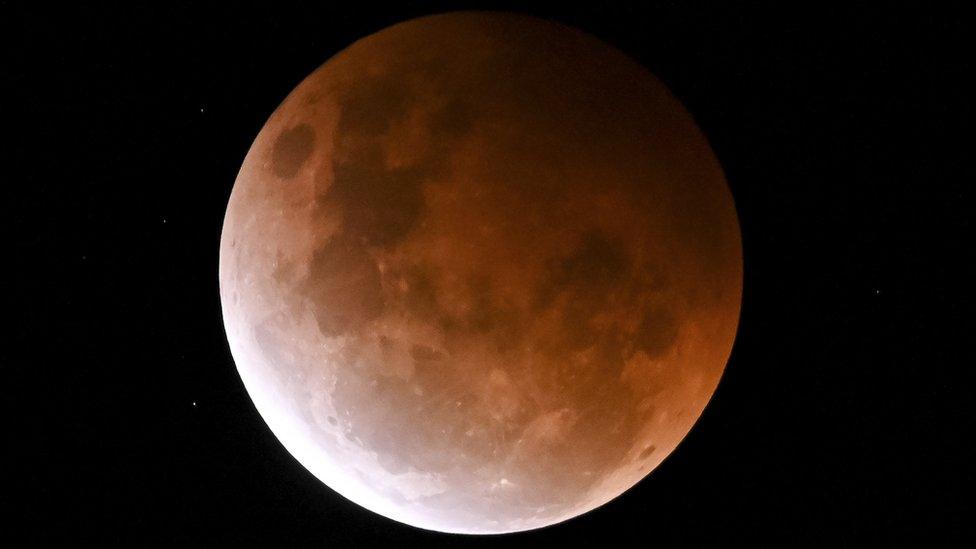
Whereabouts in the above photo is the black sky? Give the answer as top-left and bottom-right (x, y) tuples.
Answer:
(9, 1), (971, 546)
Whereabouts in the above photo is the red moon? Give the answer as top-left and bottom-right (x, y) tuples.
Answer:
(219, 13), (741, 534)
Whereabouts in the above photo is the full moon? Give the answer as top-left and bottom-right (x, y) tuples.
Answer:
(219, 13), (741, 534)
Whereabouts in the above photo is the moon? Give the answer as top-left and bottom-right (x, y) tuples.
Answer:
(219, 13), (741, 534)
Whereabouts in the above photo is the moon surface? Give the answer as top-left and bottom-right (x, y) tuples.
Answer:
(219, 13), (741, 534)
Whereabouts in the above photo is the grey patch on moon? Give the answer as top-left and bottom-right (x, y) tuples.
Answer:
(325, 152), (426, 247)
(638, 444), (657, 461)
(551, 231), (629, 293)
(636, 304), (680, 359)
(302, 234), (384, 337)
(311, 65), (480, 251)
(271, 123), (315, 178)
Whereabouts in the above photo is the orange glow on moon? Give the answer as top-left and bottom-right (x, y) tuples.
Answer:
(219, 13), (741, 534)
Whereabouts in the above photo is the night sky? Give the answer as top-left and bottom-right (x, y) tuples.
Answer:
(10, 2), (970, 545)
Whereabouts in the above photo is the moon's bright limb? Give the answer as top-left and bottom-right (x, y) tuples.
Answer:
(219, 13), (741, 534)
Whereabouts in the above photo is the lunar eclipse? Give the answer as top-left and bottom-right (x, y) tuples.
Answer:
(219, 12), (742, 534)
